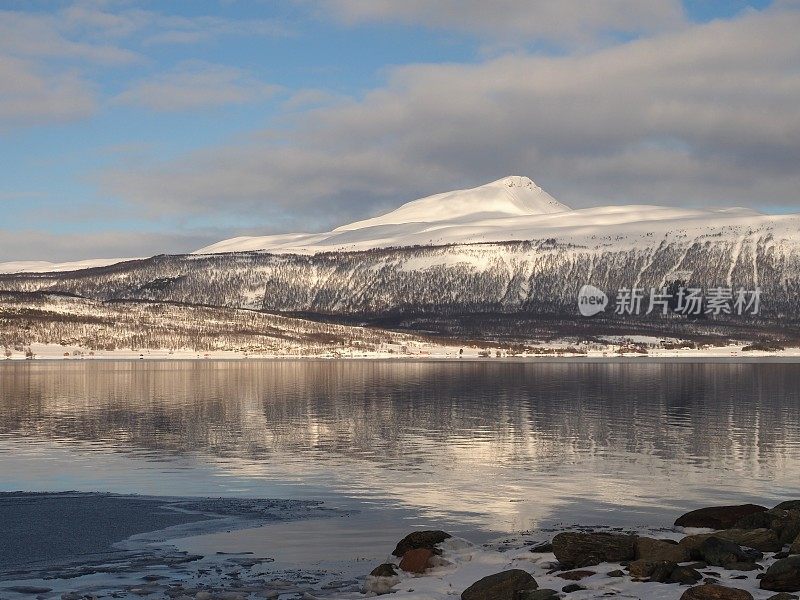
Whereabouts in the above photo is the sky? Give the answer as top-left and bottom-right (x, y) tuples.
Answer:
(1, 0), (798, 262)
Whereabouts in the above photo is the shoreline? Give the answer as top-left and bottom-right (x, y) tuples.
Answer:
(2, 493), (800, 599)
(3, 342), (800, 362)
(0, 492), (347, 599)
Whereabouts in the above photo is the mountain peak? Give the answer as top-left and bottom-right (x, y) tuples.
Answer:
(333, 176), (569, 232)
(487, 175), (536, 188)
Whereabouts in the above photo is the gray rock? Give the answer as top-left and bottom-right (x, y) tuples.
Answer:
(461, 569), (538, 600)
(675, 505), (768, 529)
(761, 556), (800, 592)
(561, 584), (584, 593)
(736, 509), (800, 544)
(766, 593), (800, 600)
(698, 536), (762, 569)
(370, 563), (398, 577)
(606, 570), (625, 577)
(649, 562), (680, 582)
(552, 532), (636, 568)
(392, 530), (451, 557)
(667, 566), (705, 585)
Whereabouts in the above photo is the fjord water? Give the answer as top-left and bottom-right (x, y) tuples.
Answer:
(2, 360), (800, 537)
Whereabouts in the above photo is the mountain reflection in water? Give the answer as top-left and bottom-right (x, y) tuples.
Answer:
(2, 360), (800, 532)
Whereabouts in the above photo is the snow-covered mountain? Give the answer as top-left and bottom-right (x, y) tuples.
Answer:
(193, 175), (788, 256)
(2, 176), (800, 326)
(194, 176), (569, 254)
(3, 175), (795, 269)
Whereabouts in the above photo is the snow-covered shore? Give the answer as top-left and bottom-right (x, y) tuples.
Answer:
(4, 341), (800, 361)
(4, 494), (800, 600)
(350, 530), (774, 600)
(347, 501), (800, 599)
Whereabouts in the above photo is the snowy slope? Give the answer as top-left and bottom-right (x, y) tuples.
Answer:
(334, 175), (568, 230)
(0, 257), (141, 275)
(194, 176), (790, 255)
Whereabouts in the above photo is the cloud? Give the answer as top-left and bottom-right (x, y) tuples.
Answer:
(0, 3), (291, 127)
(114, 62), (281, 111)
(282, 88), (347, 110)
(312, 0), (686, 44)
(0, 228), (217, 263)
(98, 5), (800, 230)
(0, 9), (140, 64)
(0, 4), (291, 59)
(141, 15), (292, 46)
(0, 56), (96, 128)
(58, 3), (292, 46)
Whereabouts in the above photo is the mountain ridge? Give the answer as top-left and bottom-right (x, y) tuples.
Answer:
(0, 177), (795, 285)
(192, 176), (785, 256)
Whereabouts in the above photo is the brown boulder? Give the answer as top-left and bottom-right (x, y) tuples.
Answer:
(627, 560), (702, 584)
(392, 530), (451, 557)
(792, 533), (800, 554)
(675, 505), (768, 529)
(399, 548), (433, 574)
(680, 534), (714, 555)
(461, 569), (538, 600)
(680, 584), (754, 600)
(551, 532), (636, 568)
(680, 529), (782, 554)
(636, 536), (691, 562)
(628, 559), (661, 579)
(713, 528), (781, 552)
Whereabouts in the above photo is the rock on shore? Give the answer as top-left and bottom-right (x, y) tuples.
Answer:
(551, 531), (636, 567)
(674, 505), (768, 529)
(761, 556), (800, 592)
(460, 569), (538, 600)
(363, 498), (800, 600)
(680, 583), (755, 599)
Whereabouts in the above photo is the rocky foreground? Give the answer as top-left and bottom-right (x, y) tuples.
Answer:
(359, 501), (800, 600)
(6, 500), (800, 599)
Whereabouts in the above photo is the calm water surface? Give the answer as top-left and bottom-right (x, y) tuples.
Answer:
(2, 360), (800, 538)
